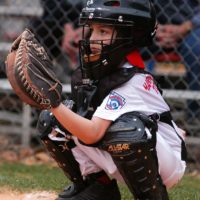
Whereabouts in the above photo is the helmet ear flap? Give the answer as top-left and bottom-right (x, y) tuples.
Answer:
(116, 26), (131, 38)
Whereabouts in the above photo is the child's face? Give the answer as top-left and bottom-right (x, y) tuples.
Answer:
(89, 23), (116, 54)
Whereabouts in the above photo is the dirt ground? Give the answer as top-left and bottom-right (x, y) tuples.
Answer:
(0, 135), (59, 200)
(0, 191), (57, 200)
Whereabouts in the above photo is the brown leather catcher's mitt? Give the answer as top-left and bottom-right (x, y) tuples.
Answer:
(6, 29), (62, 109)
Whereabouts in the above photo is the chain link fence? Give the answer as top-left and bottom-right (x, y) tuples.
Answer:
(0, 0), (199, 169)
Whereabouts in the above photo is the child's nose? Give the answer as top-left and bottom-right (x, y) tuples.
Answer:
(90, 32), (96, 41)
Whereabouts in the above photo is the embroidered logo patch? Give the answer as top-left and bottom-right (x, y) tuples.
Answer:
(105, 91), (126, 110)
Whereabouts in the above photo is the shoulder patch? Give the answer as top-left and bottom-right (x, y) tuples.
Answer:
(105, 91), (126, 110)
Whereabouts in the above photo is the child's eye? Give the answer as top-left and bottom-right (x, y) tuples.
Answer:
(100, 29), (108, 35)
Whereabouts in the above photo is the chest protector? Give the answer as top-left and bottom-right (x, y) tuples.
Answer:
(71, 66), (155, 117)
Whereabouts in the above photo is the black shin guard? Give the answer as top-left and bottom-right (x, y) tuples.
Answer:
(100, 112), (169, 200)
(41, 136), (84, 185)
(37, 110), (86, 197)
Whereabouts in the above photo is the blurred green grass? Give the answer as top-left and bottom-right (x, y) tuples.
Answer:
(0, 162), (199, 200)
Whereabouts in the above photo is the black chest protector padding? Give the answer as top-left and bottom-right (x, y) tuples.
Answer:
(71, 66), (153, 110)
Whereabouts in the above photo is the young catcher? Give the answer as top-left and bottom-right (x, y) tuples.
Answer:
(6, 0), (187, 199)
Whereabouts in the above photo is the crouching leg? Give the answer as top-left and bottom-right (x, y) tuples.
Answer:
(37, 110), (121, 200)
(100, 112), (169, 200)
(37, 110), (86, 199)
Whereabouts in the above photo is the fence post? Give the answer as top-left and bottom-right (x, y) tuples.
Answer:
(22, 103), (31, 146)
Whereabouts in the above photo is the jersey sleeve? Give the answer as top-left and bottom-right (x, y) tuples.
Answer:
(93, 75), (147, 121)
(93, 74), (170, 121)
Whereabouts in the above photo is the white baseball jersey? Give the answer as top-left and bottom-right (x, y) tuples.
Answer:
(72, 62), (186, 189)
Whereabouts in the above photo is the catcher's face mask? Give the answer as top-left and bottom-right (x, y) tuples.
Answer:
(85, 23), (117, 62)
(79, 23), (118, 80)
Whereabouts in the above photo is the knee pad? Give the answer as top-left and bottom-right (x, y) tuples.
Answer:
(100, 112), (169, 200)
(37, 109), (69, 139)
(37, 110), (55, 138)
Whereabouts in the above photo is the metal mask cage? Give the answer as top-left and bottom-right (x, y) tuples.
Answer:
(79, 23), (135, 68)
(78, 22), (142, 80)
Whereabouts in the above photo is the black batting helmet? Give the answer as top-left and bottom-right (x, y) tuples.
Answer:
(79, 0), (157, 80)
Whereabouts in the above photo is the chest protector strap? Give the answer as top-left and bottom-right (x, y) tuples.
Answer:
(99, 112), (169, 200)
(149, 111), (187, 161)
